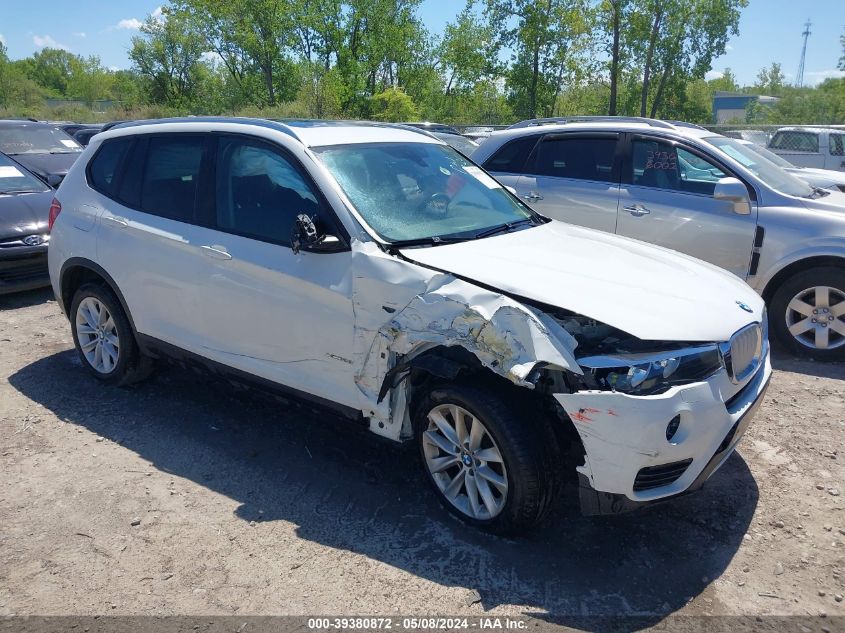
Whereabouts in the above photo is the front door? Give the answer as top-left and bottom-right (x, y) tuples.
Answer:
(198, 134), (358, 408)
(615, 136), (758, 279)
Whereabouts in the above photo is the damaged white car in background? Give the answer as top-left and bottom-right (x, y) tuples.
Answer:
(49, 119), (771, 534)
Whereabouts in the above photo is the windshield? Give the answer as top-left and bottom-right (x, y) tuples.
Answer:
(0, 154), (49, 194)
(741, 143), (794, 168)
(705, 136), (814, 198)
(433, 133), (479, 156)
(312, 142), (536, 243)
(0, 125), (83, 155)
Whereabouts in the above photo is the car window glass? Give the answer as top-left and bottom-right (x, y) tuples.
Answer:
(0, 153), (49, 193)
(89, 139), (131, 196)
(314, 142), (534, 242)
(632, 140), (725, 196)
(0, 125), (82, 155)
(770, 131), (819, 153)
(483, 136), (538, 173)
(140, 136), (204, 222)
(831, 134), (844, 157)
(216, 138), (319, 244)
(531, 136), (617, 182)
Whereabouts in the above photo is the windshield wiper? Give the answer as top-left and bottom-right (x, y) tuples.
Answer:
(388, 235), (473, 249)
(805, 187), (830, 199)
(0, 189), (45, 194)
(473, 218), (536, 239)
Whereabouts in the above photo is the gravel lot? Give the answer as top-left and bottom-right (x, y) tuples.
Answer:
(1, 288), (844, 623)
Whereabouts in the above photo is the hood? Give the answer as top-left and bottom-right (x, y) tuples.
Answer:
(801, 189), (845, 213)
(400, 221), (763, 343)
(9, 152), (79, 181)
(0, 190), (53, 240)
(797, 167), (845, 185)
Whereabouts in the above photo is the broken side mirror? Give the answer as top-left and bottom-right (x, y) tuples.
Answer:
(713, 177), (751, 215)
(291, 214), (344, 254)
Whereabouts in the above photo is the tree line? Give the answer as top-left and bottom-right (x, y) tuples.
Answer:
(1, 0), (844, 125)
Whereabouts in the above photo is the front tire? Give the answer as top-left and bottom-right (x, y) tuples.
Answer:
(770, 266), (845, 361)
(414, 383), (560, 535)
(70, 283), (152, 385)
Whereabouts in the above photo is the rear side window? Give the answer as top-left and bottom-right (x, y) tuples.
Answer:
(831, 134), (844, 157)
(139, 136), (205, 222)
(530, 136), (618, 182)
(769, 131), (819, 153)
(482, 135), (539, 173)
(88, 138), (132, 196)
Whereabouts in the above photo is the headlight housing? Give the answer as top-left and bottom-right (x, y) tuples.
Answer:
(577, 346), (724, 396)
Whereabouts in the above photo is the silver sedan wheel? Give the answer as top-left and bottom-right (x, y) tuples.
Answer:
(422, 404), (508, 520)
(786, 285), (845, 350)
(75, 297), (120, 374)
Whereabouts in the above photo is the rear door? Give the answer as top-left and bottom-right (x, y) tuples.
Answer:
(94, 133), (214, 351)
(513, 133), (622, 234)
(615, 134), (758, 279)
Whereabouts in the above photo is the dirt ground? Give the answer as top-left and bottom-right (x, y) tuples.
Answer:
(1, 287), (843, 624)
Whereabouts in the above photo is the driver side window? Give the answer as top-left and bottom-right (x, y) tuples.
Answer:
(631, 140), (726, 196)
(215, 137), (320, 245)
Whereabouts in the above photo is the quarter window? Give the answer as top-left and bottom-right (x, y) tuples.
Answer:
(139, 136), (205, 222)
(88, 138), (132, 196)
(530, 136), (617, 182)
(830, 134), (844, 157)
(631, 140), (726, 196)
(215, 138), (320, 245)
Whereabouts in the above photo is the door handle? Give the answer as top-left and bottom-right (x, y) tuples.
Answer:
(623, 204), (651, 217)
(200, 245), (232, 260)
(522, 192), (543, 202)
(102, 215), (128, 228)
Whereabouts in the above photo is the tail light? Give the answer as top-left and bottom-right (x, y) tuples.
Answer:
(48, 198), (62, 231)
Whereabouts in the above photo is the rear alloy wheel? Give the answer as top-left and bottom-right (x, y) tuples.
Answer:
(771, 267), (845, 361)
(70, 283), (153, 385)
(414, 383), (560, 535)
(75, 296), (121, 374)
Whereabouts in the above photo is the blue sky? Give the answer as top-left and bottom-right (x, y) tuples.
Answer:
(1, 0), (842, 87)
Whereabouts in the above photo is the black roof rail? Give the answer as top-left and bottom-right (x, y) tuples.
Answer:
(507, 116), (676, 130)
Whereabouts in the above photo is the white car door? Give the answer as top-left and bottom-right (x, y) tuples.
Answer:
(513, 133), (621, 234)
(197, 134), (358, 408)
(615, 135), (758, 279)
(95, 133), (213, 352)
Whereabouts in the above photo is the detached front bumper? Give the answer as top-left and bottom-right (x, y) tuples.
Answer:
(554, 351), (771, 515)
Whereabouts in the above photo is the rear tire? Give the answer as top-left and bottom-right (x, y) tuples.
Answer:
(70, 283), (153, 385)
(769, 266), (845, 361)
(414, 382), (560, 535)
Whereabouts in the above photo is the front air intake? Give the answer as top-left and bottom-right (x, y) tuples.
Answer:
(633, 459), (693, 492)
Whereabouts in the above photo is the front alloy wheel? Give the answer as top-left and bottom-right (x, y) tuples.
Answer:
(414, 383), (560, 535)
(422, 403), (508, 520)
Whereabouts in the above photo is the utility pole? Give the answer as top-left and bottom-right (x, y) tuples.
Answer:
(796, 19), (811, 88)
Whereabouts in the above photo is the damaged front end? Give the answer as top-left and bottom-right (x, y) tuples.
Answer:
(351, 245), (770, 517)
(535, 309), (771, 515)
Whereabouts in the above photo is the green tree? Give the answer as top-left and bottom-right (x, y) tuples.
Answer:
(486, 0), (593, 119)
(129, 9), (207, 107)
(368, 86), (418, 120)
(755, 62), (786, 94)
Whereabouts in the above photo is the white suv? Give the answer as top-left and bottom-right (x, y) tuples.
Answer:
(48, 118), (770, 534)
(474, 117), (845, 360)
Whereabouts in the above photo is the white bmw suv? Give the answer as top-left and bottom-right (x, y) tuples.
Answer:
(48, 118), (770, 534)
